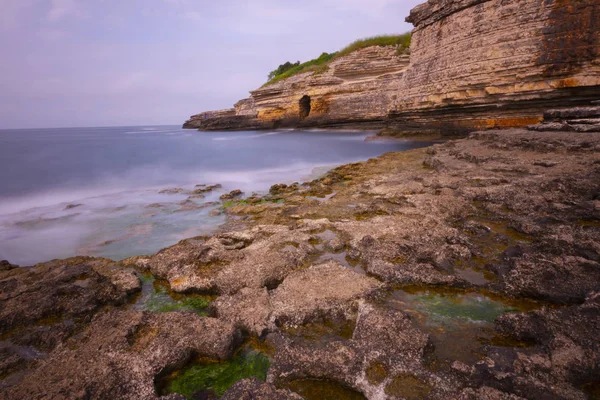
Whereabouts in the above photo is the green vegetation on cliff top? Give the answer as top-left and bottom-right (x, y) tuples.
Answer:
(264, 33), (411, 87)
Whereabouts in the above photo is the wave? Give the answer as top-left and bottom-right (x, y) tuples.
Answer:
(0, 159), (328, 217)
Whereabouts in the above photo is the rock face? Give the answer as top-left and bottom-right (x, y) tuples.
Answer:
(184, 0), (600, 133)
(391, 0), (600, 131)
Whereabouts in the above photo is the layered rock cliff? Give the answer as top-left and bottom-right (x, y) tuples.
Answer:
(184, 0), (600, 132)
(184, 45), (410, 130)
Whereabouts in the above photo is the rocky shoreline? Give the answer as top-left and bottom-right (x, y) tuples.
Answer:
(2, 123), (600, 399)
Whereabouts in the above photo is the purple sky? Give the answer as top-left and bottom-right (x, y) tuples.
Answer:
(0, 0), (421, 129)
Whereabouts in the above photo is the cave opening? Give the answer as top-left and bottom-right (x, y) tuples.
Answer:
(299, 95), (311, 120)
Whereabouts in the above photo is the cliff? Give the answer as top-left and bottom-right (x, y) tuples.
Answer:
(184, 45), (410, 130)
(184, 0), (600, 132)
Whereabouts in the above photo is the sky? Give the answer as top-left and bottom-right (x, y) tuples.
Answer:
(0, 0), (422, 129)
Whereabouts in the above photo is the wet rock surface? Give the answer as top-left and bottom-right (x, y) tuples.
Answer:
(221, 378), (303, 400)
(2, 128), (600, 399)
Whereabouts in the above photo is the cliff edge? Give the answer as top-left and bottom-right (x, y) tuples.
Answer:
(184, 0), (600, 134)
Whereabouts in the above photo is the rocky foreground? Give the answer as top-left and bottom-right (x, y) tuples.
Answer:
(2, 127), (600, 399)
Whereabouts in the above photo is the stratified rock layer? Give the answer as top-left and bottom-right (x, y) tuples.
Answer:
(184, 0), (600, 132)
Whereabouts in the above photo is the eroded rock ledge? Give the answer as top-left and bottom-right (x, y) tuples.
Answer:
(184, 0), (600, 133)
(2, 128), (600, 399)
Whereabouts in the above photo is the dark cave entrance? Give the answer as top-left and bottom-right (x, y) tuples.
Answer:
(299, 95), (311, 120)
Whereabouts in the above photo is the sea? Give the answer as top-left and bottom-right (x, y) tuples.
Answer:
(0, 126), (432, 266)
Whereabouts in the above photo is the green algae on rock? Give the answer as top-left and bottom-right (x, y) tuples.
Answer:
(401, 290), (516, 324)
(385, 288), (526, 365)
(159, 349), (270, 398)
(133, 274), (213, 314)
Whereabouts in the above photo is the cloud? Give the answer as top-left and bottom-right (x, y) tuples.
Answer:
(0, 0), (424, 128)
(182, 11), (204, 22)
(0, 0), (37, 31)
(47, 0), (82, 22)
(109, 71), (153, 94)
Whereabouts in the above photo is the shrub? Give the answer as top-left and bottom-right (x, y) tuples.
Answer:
(267, 61), (300, 81)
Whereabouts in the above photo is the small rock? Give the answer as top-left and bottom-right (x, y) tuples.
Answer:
(246, 196), (263, 204)
(159, 188), (184, 194)
(192, 184), (222, 195)
(270, 184), (288, 195)
(0, 260), (18, 271)
(220, 189), (243, 201)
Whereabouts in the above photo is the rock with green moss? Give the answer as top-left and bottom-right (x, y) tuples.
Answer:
(160, 349), (270, 398)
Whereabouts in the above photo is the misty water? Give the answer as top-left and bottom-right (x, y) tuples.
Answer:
(0, 125), (432, 266)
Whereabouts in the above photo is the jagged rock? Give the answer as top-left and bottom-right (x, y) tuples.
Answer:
(269, 261), (384, 327)
(192, 184), (222, 195)
(2, 311), (239, 399)
(267, 302), (458, 399)
(0, 257), (139, 337)
(220, 189), (243, 201)
(0, 258), (141, 390)
(137, 224), (318, 295)
(212, 287), (272, 337)
(269, 183), (289, 195)
(463, 293), (600, 399)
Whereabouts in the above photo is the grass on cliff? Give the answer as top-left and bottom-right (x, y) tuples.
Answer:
(336, 34), (412, 58)
(265, 52), (338, 86)
(264, 33), (411, 86)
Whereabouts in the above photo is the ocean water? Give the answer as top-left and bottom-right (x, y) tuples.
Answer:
(0, 126), (432, 266)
